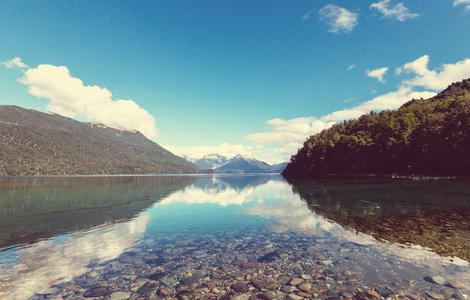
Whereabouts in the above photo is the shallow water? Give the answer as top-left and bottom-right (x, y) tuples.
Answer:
(0, 174), (469, 299)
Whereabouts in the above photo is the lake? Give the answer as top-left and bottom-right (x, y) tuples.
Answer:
(0, 174), (469, 300)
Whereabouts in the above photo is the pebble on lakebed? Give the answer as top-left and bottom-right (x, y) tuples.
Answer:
(22, 227), (470, 300)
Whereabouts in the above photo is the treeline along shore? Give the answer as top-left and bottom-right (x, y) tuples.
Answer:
(283, 78), (470, 177)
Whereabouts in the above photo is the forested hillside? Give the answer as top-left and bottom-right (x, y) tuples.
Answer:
(0, 106), (202, 175)
(283, 79), (470, 177)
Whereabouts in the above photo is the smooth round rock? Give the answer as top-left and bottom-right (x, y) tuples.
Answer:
(430, 276), (445, 285)
(231, 282), (249, 293)
(286, 294), (303, 300)
(257, 292), (275, 300)
(297, 282), (311, 292)
(109, 292), (131, 300)
(449, 281), (466, 289)
(289, 278), (303, 286)
(231, 294), (249, 300)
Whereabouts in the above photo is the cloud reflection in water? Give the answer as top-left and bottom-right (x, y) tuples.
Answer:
(0, 213), (149, 300)
(241, 179), (470, 276)
(2, 174), (469, 299)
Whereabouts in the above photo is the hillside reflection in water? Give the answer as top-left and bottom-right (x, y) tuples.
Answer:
(0, 174), (469, 299)
(285, 177), (470, 261)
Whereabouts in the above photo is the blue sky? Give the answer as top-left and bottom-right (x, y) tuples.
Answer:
(1, 0), (470, 164)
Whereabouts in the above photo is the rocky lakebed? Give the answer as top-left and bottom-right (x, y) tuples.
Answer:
(19, 227), (470, 300)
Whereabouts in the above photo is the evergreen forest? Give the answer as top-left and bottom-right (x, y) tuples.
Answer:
(283, 79), (470, 177)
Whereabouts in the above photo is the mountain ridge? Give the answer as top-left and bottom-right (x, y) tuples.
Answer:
(0, 105), (203, 175)
(191, 153), (287, 173)
(191, 153), (229, 169)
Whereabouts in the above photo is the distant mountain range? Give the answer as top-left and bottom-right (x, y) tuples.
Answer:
(189, 153), (288, 173)
(0, 105), (203, 175)
(192, 153), (229, 169)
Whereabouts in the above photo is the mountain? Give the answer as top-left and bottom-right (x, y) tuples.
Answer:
(270, 162), (289, 173)
(283, 78), (470, 177)
(192, 153), (288, 173)
(0, 105), (202, 175)
(193, 153), (229, 169)
(215, 154), (281, 173)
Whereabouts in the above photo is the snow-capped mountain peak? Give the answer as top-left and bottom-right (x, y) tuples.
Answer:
(193, 153), (229, 169)
(190, 153), (287, 173)
(231, 154), (257, 161)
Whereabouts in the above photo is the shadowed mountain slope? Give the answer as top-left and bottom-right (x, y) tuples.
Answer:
(0, 105), (201, 175)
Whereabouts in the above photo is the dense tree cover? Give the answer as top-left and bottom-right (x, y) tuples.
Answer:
(0, 106), (204, 175)
(283, 79), (470, 177)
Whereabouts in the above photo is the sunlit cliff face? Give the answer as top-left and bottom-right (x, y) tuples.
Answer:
(0, 212), (150, 300)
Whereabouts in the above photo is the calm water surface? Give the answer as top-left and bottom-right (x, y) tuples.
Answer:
(0, 174), (469, 299)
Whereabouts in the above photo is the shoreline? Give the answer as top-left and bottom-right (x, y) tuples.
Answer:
(282, 172), (460, 180)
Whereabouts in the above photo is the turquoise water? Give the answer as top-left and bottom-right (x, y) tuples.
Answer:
(0, 174), (469, 299)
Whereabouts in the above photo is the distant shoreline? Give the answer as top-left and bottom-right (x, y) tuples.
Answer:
(282, 172), (460, 180)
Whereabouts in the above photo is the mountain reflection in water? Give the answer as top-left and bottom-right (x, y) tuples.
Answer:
(0, 175), (198, 251)
(0, 174), (469, 299)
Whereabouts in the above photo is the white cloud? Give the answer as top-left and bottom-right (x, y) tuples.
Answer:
(244, 117), (333, 145)
(240, 55), (470, 164)
(19, 63), (159, 138)
(395, 55), (431, 76)
(164, 142), (252, 161)
(396, 55), (470, 91)
(1, 57), (28, 69)
(321, 86), (436, 122)
(370, 0), (420, 21)
(318, 4), (358, 34)
(366, 67), (389, 83)
(243, 117), (335, 163)
(325, 55), (470, 122)
(348, 65), (355, 71)
(302, 9), (314, 20)
(241, 90), (434, 162)
(454, 0), (470, 10)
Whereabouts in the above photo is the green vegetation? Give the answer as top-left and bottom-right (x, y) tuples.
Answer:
(0, 106), (203, 175)
(283, 78), (470, 177)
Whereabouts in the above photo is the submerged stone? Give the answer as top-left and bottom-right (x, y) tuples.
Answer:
(231, 282), (249, 293)
(297, 282), (311, 292)
(427, 275), (445, 285)
(257, 251), (281, 263)
(289, 278), (303, 286)
(83, 287), (110, 298)
(36, 287), (59, 295)
(148, 271), (166, 281)
(109, 291), (131, 300)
